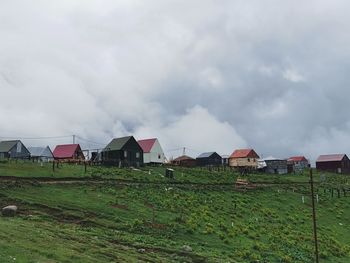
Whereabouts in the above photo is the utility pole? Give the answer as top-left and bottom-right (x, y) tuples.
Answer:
(183, 147), (186, 155)
(73, 134), (76, 144)
(310, 168), (319, 263)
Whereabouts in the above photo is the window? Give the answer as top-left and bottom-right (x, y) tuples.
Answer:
(124, 151), (128, 158)
(136, 152), (140, 158)
(158, 154), (161, 159)
(248, 158), (250, 162)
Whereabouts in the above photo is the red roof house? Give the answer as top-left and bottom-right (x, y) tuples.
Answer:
(137, 138), (165, 164)
(287, 156), (309, 173)
(53, 144), (85, 160)
(229, 149), (260, 169)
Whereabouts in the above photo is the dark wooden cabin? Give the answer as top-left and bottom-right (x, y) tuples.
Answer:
(101, 136), (143, 167)
(0, 140), (30, 159)
(196, 152), (222, 167)
(316, 154), (350, 174)
(172, 155), (196, 167)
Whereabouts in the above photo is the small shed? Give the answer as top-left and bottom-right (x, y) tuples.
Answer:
(229, 149), (260, 169)
(101, 136), (143, 167)
(172, 155), (196, 167)
(138, 138), (165, 164)
(196, 152), (222, 167)
(28, 146), (54, 162)
(316, 154), (350, 174)
(0, 140), (30, 159)
(53, 144), (85, 161)
(260, 156), (288, 175)
(287, 156), (309, 173)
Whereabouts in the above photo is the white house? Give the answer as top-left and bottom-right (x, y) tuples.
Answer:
(137, 138), (165, 164)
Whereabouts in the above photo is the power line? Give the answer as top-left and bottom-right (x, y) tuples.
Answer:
(0, 135), (72, 140)
(75, 136), (106, 146)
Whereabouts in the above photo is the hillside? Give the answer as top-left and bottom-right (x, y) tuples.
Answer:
(0, 161), (349, 262)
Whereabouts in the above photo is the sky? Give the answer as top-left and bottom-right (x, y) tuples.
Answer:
(1, 0), (350, 163)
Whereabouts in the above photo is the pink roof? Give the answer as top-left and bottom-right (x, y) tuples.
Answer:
(316, 154), (346, 162)
(288, 156), (308, 162)
(230, 149), (259, 159)
(53, 144), (81, 159)
(137, 138), (157, 153)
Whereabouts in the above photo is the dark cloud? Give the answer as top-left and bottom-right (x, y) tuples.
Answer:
(1, 0), (350, 163)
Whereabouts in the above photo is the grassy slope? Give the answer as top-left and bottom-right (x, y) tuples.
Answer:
(0, 162), (349, 262)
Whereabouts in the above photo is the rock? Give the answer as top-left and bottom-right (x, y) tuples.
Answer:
(2, 205), (18, 217)
(138, 248), (146, 253)
(182, 245), (193, 253)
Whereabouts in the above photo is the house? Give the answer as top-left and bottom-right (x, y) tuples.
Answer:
(287, 156), (309, 173)
(137, 138), (165, 164)
(28, 146), (53, 162)
(260, 156), (288, 175)
(53, 144), (85, 161)
(0, 140), (30, 159)
(101, 136), (143, 167)
(172, 155), (196, 167)
(229, 149), (260, 169)
(316, 154), (350, 174)
(221, 155), (230, 166)
(196, 152), (222, 167)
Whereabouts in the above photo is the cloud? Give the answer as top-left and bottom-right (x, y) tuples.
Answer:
(133, 105), (246, 158)
(1, 0), (350, 162)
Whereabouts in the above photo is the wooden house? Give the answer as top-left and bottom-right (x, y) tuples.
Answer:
(260, 157), (288, 175)
(172, 155), (196, 167)
(101, 136), (143, 167)
(316, 154), (350, 174)
(287, 156), (309, 173)
(137, 138), (165, 164)
(196, 152), (222, 167)
(28, 146), (53, 162)
(0, 140), (30, 159)
(53, 144), (85, 161)
(229, 149), (260, 169)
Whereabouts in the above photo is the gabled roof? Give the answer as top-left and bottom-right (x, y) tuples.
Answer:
(28, 146), (53, 158)
(138, 138), (157, 153)
(316, 154), (347, 162)
(288, 156), (308, 162)
(53, 144), (81, 159)
(230, 149), (259, 159)
(0, 140), (21, 152)
(197, 152), (219, 159)
(174, 155), (195, 162)
(104, 136), (134, 151)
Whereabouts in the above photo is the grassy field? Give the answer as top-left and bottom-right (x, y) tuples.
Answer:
(0, 161), (349, 262)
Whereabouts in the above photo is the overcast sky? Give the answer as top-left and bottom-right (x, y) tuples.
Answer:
(1, 0), (350, 162)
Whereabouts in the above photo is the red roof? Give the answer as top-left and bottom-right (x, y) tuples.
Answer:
(316, 154), (347, 162)
(230, 149), (259, 159)
(138, 138), (157, 153)
(53, 144), (82, 159)
(288, 156), (308, 162)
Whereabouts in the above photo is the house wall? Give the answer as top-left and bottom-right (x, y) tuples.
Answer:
(196, 153), (222, 166)
(316, 159), (350, 174)
(102, 138), (144, 167)
(143, 140), (165, 164)
(265, 160), (288, 174)
(8, 142), (30, 159)
(229, 157), (258, 168)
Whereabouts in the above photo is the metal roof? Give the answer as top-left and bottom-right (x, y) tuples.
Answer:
(197, 152), (217, 159)
(288, 156), (308, 162)
(104, 136), (133, 151)
(0, 140), (20, 152)
(137, 138), (157, 153)
(316, 154), (346, 162)
(28, 146), (53, 158)
(53, 144), (81, 159)
(173, 155), (195, 161)
(230, 149), (259, 159)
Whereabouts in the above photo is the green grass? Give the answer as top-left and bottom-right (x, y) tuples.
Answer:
(0, 161), (349, 262)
